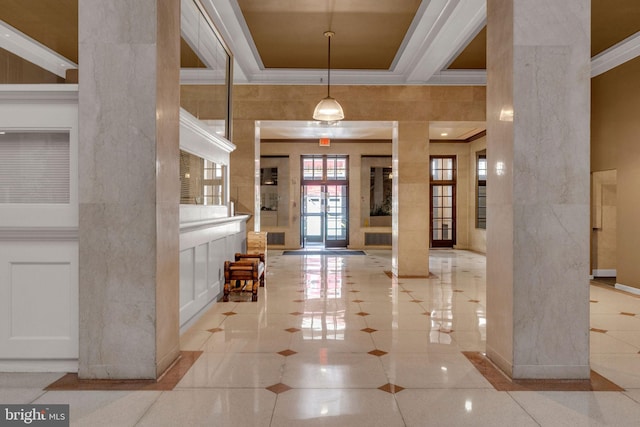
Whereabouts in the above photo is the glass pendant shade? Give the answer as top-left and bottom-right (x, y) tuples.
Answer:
(313, 31), (344, 122)
(313, 96), (345, 121)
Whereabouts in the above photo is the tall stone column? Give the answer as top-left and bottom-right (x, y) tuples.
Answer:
(393, 121), (430, 277)
(486, 0), (591, 379)
(78, 0), (181, 379)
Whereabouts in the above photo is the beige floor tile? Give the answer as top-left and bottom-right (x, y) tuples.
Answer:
(396, 389), (538, 427)
(282, 352), (387, 388)
(381, 352), (493, 389)
(510, 391), (640, 427)
(271, 389), (405, 427)
(137, 389), (276, 427)
(34, 390), (161, 427)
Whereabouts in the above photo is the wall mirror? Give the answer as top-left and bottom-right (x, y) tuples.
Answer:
(260, 157), (289, 228)
(180, 0), (232, 138)
(361, 156), (392, 227)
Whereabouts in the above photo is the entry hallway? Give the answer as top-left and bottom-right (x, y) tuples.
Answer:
(3, 250), (640, 426)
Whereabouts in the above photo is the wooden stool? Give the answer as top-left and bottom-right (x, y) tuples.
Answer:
(223, 255), (265, 302)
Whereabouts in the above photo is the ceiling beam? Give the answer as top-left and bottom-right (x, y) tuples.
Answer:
(592, 31), (640, 77)
(0, 20), (77, 78)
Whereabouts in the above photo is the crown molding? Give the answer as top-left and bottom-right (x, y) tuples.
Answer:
(0, 84), (78, 102)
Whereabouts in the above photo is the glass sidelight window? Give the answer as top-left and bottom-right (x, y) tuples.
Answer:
(430, 156), (456, 247)
(476, 150), (487, 229)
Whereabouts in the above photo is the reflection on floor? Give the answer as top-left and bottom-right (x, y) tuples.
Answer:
(3, 249), (640, 426)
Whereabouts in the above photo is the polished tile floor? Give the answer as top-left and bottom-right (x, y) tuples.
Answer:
(3, 249), (640, 426)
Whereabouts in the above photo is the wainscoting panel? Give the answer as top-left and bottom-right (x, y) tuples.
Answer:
(0, 241), (78, 360)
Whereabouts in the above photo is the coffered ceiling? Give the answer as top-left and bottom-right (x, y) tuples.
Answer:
(236, 0), (422, 70)
(1, 0), (639, 84)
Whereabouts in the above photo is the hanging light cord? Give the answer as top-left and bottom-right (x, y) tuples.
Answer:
(325, 31), (334, 98)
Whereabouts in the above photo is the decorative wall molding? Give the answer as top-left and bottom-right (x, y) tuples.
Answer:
(180, 213), (249, 233)
(0, 359), (78, 373)
(0, 84), (78, 103)
(180, 108), (236, 156)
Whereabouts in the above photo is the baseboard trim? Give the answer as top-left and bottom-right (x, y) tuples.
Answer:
(592, 269), (616, 277)
(615, 283), (640, 296)
(0, 359), (78, 373)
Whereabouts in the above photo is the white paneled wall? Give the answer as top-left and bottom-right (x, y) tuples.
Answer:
(179, 218), (246, 329)
(0, 89), (243, 371)
(0, 86), (79, 372)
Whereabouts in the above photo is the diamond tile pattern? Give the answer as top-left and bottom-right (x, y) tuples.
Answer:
(378, 383), (405, 394)
(266, 383), (293, 394)
(33, 249), (637, 425)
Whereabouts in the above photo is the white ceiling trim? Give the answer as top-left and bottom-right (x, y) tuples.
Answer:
(199, 0), (259, 83)
(0, 21), (77, 78)
(258, 120), (395, 140)
(591, 31), (640, 77)
(200, 0), (487, 85)
(389, 0), (453, 72)
(405, 0), (486, 82)
(426, 70), (486, 85)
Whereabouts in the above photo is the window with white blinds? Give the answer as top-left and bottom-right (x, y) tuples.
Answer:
(0, 132), (70, 204)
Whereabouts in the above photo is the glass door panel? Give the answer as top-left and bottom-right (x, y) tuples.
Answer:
(302, 185), (324, 245)
(325, 184), (348, 248)
(300, 155), (349, 248)
(431, 184), (455, 247)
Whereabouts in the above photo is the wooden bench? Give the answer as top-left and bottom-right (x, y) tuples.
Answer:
(223, 253), (265, 302)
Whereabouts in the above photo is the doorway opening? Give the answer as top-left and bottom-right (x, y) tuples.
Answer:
(301, 155), (349, 248)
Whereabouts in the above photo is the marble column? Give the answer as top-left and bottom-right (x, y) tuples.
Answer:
(486, 0), (591, 379)
(78, 0), (181, 379)
(392, 121), (430, 277)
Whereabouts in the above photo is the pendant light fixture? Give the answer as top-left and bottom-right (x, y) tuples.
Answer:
(313, 31), (344, 122)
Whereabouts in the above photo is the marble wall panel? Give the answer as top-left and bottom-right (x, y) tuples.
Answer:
(221, 84), (486, 275)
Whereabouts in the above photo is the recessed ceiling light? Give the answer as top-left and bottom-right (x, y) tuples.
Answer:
(440, 132), (448, 137)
